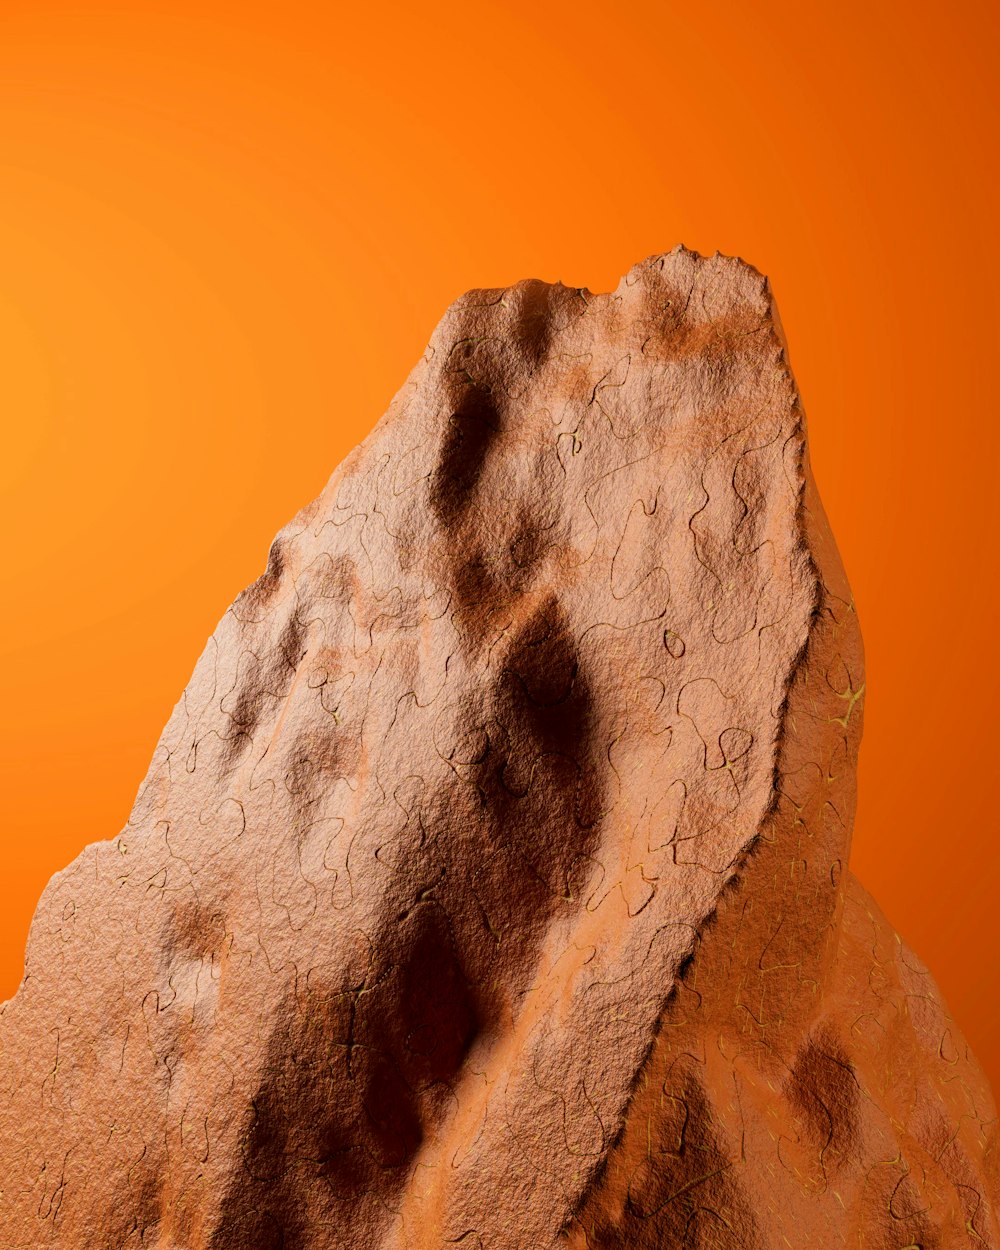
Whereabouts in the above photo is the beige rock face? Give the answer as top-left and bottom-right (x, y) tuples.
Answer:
(0, 248), (997, 1248)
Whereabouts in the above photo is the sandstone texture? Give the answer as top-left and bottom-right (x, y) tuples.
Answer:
(1, 247), (997, 1247)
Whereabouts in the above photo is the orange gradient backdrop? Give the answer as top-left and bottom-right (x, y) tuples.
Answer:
(2, 1), (998, 1088)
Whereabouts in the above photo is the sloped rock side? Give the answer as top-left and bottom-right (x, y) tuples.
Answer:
(0, 248), (996, 1248)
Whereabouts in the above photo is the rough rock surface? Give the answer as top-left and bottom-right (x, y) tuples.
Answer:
(0, 248), (997, 1248)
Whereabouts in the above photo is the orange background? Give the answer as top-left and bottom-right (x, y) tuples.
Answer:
(1, 0), (998, 1090)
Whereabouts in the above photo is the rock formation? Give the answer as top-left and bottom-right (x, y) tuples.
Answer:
(0, 247), (997, 1247)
